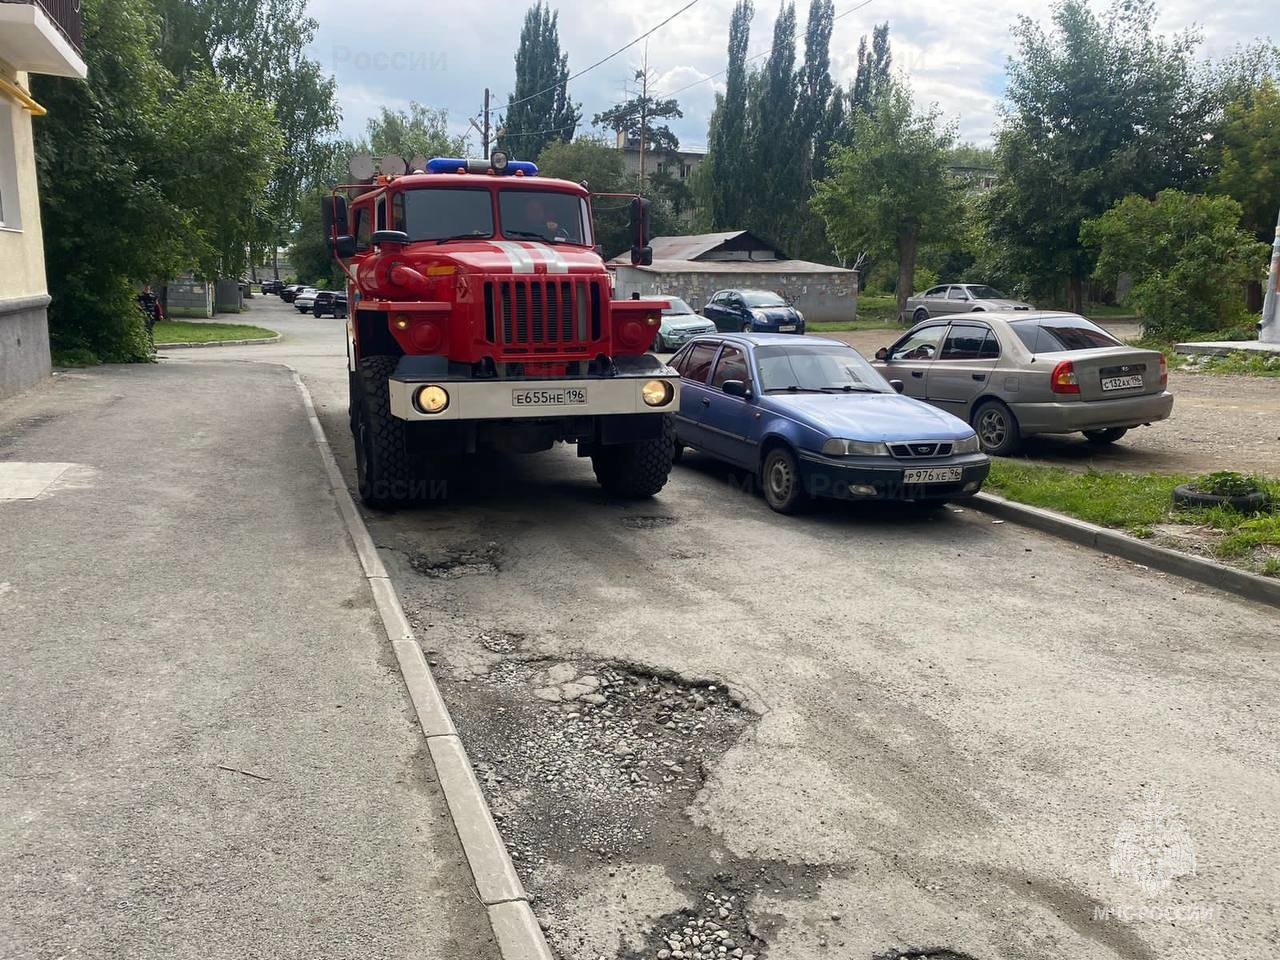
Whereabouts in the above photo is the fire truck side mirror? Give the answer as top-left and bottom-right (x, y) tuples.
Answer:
(332, 235), (357, 259)
(628, 196), (651, 248)
(630, 244), (653, 266)
(322, 194), (347, 234)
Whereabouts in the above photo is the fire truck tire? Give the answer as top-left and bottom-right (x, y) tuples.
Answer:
(591, 415), (675, 498)
(353, 355), (415, 508)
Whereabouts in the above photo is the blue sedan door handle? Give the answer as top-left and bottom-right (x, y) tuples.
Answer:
(972, 373), (987, 381)
(701, 397), (711, 406)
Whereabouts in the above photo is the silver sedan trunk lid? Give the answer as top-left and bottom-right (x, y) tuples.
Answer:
(1035, 346), (1165, 401)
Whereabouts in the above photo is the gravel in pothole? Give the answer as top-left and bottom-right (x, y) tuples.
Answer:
(442, 660), (750, 868)
(409, 540), (502, 578)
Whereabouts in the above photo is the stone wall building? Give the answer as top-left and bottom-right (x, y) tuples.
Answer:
(608, 231), (859, 324)
(0, 0), (87, 398)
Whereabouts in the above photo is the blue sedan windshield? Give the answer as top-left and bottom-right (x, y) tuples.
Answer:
(757, 344), (891, 393)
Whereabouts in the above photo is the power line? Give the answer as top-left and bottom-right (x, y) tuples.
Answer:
(504, 0), (703, 113)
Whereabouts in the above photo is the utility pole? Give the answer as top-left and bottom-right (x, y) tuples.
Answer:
(637, 45), (649, 188)
(1261, 201), (1280, 345)
(483, 87), (491, 157)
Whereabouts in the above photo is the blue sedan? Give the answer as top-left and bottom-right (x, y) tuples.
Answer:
(668, 334), (991, 513)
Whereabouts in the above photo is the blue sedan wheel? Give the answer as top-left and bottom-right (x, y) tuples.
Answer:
(761, 447), (808, 514)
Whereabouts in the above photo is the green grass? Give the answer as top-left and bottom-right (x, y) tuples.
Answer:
(985, 462), (1185, 535)
(1183, 351), (1280, 377)
(153, 321), (277, 344)
(985, 461), (1280, 573)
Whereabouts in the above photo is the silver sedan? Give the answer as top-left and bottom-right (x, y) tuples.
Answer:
(871, 311), (1174, 455)
(900, 283), (1033, 325)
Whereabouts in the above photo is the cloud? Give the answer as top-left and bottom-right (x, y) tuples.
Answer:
(304, 0), (1275, 153)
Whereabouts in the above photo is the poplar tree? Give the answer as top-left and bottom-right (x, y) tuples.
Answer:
(500, 2), (581, 159)
(701, 0), (755, 229)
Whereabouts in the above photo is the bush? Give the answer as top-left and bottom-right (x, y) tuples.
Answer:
(1082, 191), (1269, 339)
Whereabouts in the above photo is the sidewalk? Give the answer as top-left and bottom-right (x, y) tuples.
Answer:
(0, 363), (498, 959)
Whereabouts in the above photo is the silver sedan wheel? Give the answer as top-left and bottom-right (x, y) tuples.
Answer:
(977, 406), (1009, 448)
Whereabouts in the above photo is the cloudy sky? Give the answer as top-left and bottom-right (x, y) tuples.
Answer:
(304, 0), (1274, 153)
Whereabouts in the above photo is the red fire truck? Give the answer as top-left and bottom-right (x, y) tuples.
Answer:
(324, 150), (679, 508)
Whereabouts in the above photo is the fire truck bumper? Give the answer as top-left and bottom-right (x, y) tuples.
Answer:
(388, 373), (680, 422)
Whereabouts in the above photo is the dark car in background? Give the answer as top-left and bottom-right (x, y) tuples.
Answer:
(260, 279), (282, 295)
(871, 311), (1173, 455)
(701, 289), (805, 335)
(669, 333), (988, 513)
(312, 291), (348, 318)
(279, 284), (303, 303)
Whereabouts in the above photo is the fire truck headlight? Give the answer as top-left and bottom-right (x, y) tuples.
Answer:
(489, 150), (509, 172)
(641, 379), (673, 407)
(415, 385), (450, 414)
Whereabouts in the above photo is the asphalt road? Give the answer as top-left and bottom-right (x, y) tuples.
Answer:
(0, 356), (497, 959)
(197, 296), (1279, 960)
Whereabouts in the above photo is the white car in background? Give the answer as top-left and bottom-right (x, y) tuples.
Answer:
(293, 287), (320, 312)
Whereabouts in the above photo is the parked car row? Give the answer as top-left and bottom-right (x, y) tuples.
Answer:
(271, 283), (346, 317)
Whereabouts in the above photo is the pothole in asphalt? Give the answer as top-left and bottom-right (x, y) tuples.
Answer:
(437, 655), (833, 959)
(620, 515), (679, 529)
(479, 631), (525, 654)
(409, 540), (502, 578)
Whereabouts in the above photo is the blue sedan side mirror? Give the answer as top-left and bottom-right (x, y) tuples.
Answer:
(722, 379), (751, 398)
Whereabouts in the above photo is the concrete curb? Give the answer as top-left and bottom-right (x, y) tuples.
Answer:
(969, 492), (1280, 609)
(155, 334), (281, 349)
(286, 371), (552, 960)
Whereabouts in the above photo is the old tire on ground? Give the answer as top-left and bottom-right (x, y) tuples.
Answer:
(591, 415), (675, 498)
(1172, 484), (1270, 513)
(973, 399), (1021, 456)
(760, 445), (809, 514)
(352, 355), (415, 509)
(1083, 427), (1128, 445)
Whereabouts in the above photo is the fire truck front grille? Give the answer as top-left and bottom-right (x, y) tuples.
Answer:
(485, 279), (602, 354)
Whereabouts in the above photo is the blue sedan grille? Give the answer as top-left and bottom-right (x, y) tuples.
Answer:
(889, 441), (954, 458)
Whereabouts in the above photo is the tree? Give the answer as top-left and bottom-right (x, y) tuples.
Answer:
(33, 0), (282, 362)
(1082, 191), (1269, 337)
(536, 136), (627, 191)
(362, 102), (469, 162)
(1209, 80), (1280, 242)
(500, 2), (581, 159)
(592, 70), (684, 172)
(161, 72), (283, 279)
(745, 1), (798, 246)
(812, 80), (959, 314)
(153, 0), (339, 279)
(700, 0), (754, 230)
(849, 23), (891, 118)
(984, 0), (1216, 311)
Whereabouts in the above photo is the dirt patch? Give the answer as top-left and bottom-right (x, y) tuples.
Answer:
(436, 656), (831, 959)
(409, 540), (502, 578)
(871, 951), (980, 960)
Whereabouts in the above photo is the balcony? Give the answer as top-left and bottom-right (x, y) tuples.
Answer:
(0, 0), (87, 79)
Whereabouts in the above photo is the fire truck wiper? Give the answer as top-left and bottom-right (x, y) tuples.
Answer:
(504, 229), (569, 243)
(434, 233), (486, 245)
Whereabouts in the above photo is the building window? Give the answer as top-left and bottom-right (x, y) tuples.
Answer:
(0, 99), (22, 231)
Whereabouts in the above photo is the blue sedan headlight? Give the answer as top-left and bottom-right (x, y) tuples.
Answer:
(822, 438), (891, 456)
(953, 433), (981, 454)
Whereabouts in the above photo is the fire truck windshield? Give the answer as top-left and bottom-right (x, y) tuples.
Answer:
(498, 191), (591, 246)
(400, 188), (494, 242)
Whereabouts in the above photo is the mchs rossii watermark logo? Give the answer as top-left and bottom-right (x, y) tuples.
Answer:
(1095, 787), (1218, 925)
